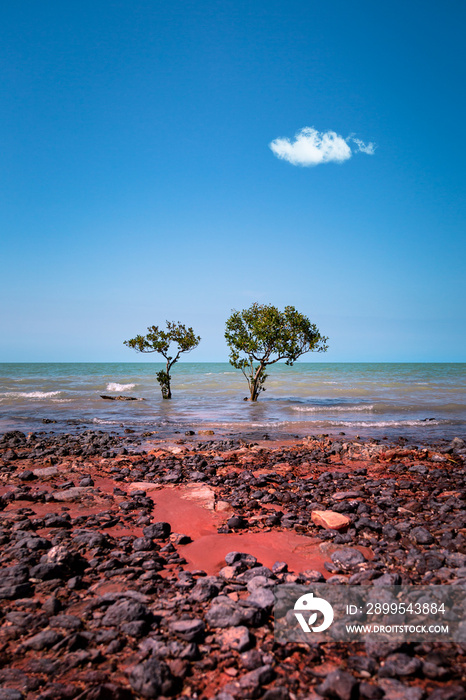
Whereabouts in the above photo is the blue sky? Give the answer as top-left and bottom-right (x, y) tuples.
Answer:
(1, 0), (465, 362)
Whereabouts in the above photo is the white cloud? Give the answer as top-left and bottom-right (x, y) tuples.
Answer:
(269, 127), (375, 167)
(352, 137), (376, 155)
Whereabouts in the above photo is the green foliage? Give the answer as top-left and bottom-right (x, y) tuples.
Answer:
(124, 321), (201, 399)
(225, 303), (328, 401)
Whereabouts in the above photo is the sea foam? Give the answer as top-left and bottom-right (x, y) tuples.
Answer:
(106, 383), (136, 392)
(291, 404), (374, 412)
(1, 391), (61, 399)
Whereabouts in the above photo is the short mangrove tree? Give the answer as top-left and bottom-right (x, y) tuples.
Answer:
(124, 321), (201, 399)
(225, 303), (328, 401)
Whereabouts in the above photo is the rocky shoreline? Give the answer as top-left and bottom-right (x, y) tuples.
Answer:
(0, 428), (465, 700)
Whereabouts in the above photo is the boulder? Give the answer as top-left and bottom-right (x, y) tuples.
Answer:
(311, 510), (351, 531)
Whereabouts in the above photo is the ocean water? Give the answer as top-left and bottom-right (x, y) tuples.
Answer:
(0, 363), (465, 442)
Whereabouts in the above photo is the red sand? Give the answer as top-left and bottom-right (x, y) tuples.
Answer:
(135, 486), (372, 576)
(181, 530), (334, 576)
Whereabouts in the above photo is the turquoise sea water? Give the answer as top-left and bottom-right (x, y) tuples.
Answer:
(0, 363), (465, 441)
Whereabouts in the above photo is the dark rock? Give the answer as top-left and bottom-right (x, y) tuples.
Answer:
(359, 683), (384, 699)
(127, 658), (174, 698)
(76, 684), (132, 700)
(44, 515), (72, 529)
(102, 600), (150, 627)
(18, 470), (36, 481)
(422, 661), (450, 680)
(0, 691), (24, 700)
(30, 563), (65, 580)
(143, 522), (171, 539)
(316, 669), (358, 700)
(133, 537), (154, 551)
(189, 470), (207, 481)
(106, 638), (126, 654)
(262, 688), (290, 700)
(175, 571), (195, 589)
(22, 629), (62, 650)
(372, 572), (402, 586)
(15, 535), (51, 552)
(73, 529), (109, 548)
(378, 678), (424, 699)
(379, 653), (422, 678)
(330, 548), (367, 571)
(382, 523), (400, 540)
(206, 599), (245, 628)
(225, 552), (257, 567)
(241, 649), (264, 671)
(6, 610), (44, 632)
(191, 577), (220, 602)
(100, 395), (139, 401)
(1, 564), (29, 585)
(120, 620), (148, 637)
(43, 596), (62, 616)
(206, 597), (262, 628)
(272, 561), (288, 574)
(410, 526), (435, 545)
(237, 566), (274, 582)
(246, 587), (274, 610)
(169, 618), (205, 641)
(216, 625), (252, 652)
(0, 582), (33, 599)
(238, 665), (274, 695)
(227, 515), (248, 529)
(427, 687), (466, 700)
(34, 683), (78, 700)
(49, 614), (82, 630)
(347, 655), (378, 676)
(169, 533), (192, 545)
(355, 517), (382, 532)
(365, 636), (404, 659)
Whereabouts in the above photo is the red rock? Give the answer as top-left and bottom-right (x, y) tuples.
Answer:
(311, 510), (351, 531)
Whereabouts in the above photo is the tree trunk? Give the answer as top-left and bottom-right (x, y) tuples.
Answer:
(164, 360), (172, 399)
(249, 364), (264, 401)
(249, 382), (259, 401)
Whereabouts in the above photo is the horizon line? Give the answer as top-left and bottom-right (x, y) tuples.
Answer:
(0, 360), (464, 365)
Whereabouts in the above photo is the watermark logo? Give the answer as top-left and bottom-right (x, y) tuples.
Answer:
(293, 592), (334, 633)
(277, 584), (466, 644)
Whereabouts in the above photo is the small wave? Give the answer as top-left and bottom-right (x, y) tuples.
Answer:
(106, 382), (136, 392)
(291, 404), (374, 413)
(0, 391), (62, 399)
(319, 419), (444, 428)
(209, 421), (290, 429)
(92, 418), (120, 425)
